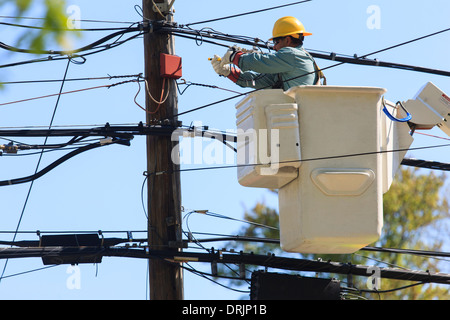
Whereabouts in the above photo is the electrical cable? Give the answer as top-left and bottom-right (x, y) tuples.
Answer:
(182, 211), (253, 283)
(358, 281), (427, 294)
(0, 265), (58, 282)
(0, 236), (146, 248)
(176, 79), (242, 95)
(184, 0), (313, 27)
(182, 233), (450, 260)
(0, 58), (72, 282)
(0, 25), (143, 55)
(141, 174), (149, 219)
(0, 79), (139, 107)
(151, 23), (450, 124)
(147, 142), (450, 176)
(0, 123), (177, 139)
(0, 137), (111, 157)
(1, 135), (86, 152)
(161, 24), (450, 79)
(0, 246), (447, 285)
(0, 138), (131, 187)
(382, 99), (412, 123)
(401, 158), (450, 171)
(146, 23), (450, 119)
(1, 125), (447, 173)
(0, 73), (143, 86)
(182, 263), (251, 293)
(0, 15), (136, 25)
(0, 20), (137, 32)
(0, 28), (144, 69)
(200, 210), (278, 231)
(144, 77), (170, 113)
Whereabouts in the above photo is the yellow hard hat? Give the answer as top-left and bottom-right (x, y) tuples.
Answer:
(270, 16), (312, 40)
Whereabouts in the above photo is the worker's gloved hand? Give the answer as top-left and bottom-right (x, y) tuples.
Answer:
(221, 45), (243, 65)
(211, 55), (231, 76)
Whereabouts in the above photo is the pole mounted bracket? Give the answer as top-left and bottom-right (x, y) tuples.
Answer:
(153, 0), (175, 15)
(166, 216), (181, 227)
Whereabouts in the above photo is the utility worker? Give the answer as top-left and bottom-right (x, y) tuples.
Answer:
(211, 16), (325, 90)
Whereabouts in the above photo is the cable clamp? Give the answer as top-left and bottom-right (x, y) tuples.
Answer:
(152, 0), (175, 15)
(1, 142), (18, 154)
(99, 137), (113, 145)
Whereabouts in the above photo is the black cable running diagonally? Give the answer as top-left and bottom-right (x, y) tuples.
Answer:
(0, 25), (143, 55)
(0, 25), (145, 69)
(0, 138), (131, 187)
(0, 58), (72, 282)
(184, 0), (313, 26)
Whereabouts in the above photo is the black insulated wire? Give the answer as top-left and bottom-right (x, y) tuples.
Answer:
(184, 0), (313, 27)
(0, 138), (131, 187)
(0, 25), (144, 55)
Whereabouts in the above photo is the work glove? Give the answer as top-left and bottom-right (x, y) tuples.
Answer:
(211, 55), (231, 77)
(221, 45), (243, 65)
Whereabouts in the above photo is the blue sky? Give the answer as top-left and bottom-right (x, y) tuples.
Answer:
(0, 0), (449, 300)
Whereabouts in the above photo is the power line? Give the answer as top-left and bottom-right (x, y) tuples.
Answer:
(0, 20), (140, 32)
(182, 234), (450, 259)
(401, 158), (450, 171)
(131, 23), (450, 120)
(161, 23), (450, 81)
(148, 143), (450, 176)
(0, 246), (448, 285)
(0, 138), (131, 187)
(0, 25), (143, 55)
(0, 27), (144, 69)
(0, 79), (139, 107)
(184, 0), (313, 26)
(0, 265), (57, 281)
(0, 73), (142, 86)
(0, 58), (72, 282)
(0, 230), (146, 235)
(1, 125), (449, 173)
(0, 15), (136, 25)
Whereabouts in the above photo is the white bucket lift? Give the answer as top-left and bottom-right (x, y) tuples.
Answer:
(235, 85), (415, 254)
(279, 86), (413, 254)
(235, 89), (301, 189)
(399, 82), (450, 135)
(235, 82), (449, 254)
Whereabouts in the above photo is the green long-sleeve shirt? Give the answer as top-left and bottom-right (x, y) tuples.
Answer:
(235, 45), (318, 91)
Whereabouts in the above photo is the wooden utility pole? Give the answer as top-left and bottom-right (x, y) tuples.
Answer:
(142, 0), (183, 300)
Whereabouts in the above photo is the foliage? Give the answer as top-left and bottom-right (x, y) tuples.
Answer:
(220, 168), (450, 300)
(361, 168), (449, 299)
(1, 0), (74, 52)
